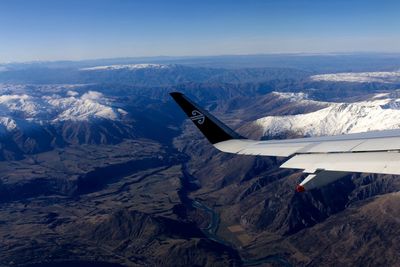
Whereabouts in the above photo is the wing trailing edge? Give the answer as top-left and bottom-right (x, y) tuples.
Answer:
(170, 92), (400, 192)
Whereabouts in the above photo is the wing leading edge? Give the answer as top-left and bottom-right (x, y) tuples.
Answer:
(170, 92), (400, 192)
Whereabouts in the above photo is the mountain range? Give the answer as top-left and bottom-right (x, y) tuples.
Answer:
(1, 54), (400, 266)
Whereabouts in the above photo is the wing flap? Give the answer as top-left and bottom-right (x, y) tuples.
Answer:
(281, 152), (400, 175)
(350, 136), (400, 152)
(298, 139), (365, 153)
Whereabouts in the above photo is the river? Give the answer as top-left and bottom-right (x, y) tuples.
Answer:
(181, 164), (292, 266)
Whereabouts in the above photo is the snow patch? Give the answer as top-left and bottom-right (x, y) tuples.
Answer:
(67, 90), (79, 97)
(0, 117), (17, 131)
(80, 64), (170, 71)
(310, 71), (400, 83)
(271, 92), (309, 102)
(81, 91), (103, 101)
(373, 93), (390, 99)
(117, 108), (128, 116)
(270, 91), (330, 106)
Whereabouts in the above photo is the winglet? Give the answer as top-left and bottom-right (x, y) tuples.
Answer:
(170, 92), (245, 144)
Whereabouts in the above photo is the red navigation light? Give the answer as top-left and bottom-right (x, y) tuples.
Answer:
(296, 184), (305, 193)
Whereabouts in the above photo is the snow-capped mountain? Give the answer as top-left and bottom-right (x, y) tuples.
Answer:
(0, 90), (126, 132)
(0, 86), (134, 159)
(256, 92), (400, 137)
(0, 117), (17, 132)
(310, 71), (400, 83)
(80, 63), (171, 71)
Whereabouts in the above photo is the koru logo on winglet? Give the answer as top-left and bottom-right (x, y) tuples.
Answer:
(190, 110), (205, 125)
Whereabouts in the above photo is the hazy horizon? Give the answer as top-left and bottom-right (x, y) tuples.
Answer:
(3, 51), (400, 65)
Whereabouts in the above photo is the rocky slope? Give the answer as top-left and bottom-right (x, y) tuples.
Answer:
(0, 139), (241, 267)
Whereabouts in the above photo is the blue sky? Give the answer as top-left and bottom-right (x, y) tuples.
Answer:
(0, 0), (399, 62)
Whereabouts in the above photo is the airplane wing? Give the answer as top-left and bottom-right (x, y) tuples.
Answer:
(170, 92), (400, 192)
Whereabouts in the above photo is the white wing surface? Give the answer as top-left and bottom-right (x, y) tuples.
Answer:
(170, 92), (400, 192)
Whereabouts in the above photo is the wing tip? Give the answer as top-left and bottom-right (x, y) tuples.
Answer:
(169, 91), (245, 144)
(170, 92), (183, 97)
